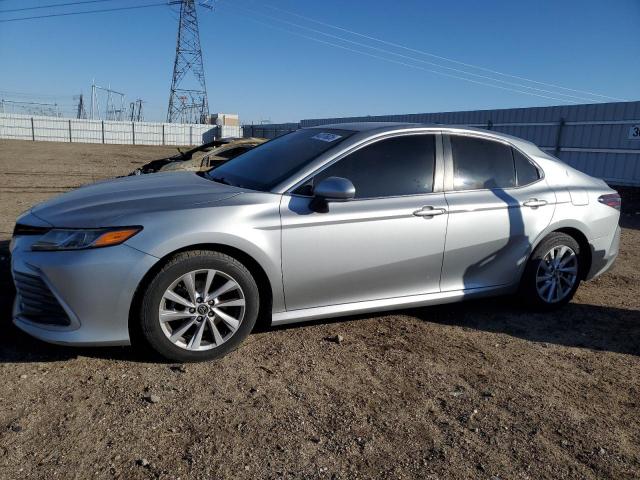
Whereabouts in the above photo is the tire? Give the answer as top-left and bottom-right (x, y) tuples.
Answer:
(139, 250), (259, 362)
(519, 232), (582, 310)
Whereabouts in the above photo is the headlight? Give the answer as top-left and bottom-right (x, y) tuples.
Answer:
(32, 227), (142, 251)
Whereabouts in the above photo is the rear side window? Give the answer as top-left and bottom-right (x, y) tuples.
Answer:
(312, 135), (436, 198)
(451, 136), (515, 190)
(513, 149), (540, 186)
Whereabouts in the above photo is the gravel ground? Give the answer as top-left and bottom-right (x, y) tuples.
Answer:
(0, 139), (639, 480)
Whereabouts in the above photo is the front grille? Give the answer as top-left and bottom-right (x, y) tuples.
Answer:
(13, 271), (71, 326)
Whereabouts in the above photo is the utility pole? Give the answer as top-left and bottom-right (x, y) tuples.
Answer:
(76, 94), (87, 119)
(167, 0), (209, 124)
(129, 99), (144, 122)
(136, 99), (144, 122)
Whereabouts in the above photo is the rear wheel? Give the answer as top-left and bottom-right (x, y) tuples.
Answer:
(520, 232), (582, 310)
(139, 250), (259, 362)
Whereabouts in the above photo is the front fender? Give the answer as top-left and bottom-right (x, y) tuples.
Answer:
(123, 199), (285, 312)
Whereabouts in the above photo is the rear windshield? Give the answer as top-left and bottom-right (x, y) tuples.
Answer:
(206, 128), (354, 191)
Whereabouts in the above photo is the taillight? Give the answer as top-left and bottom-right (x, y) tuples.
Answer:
(598, 193), (621, 210)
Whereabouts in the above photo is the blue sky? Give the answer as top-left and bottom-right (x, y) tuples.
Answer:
(1, 0), (638, 123)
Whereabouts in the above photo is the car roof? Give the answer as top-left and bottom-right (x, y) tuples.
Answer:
(307, 122), (424, 132)
(307, 121), (541, 156)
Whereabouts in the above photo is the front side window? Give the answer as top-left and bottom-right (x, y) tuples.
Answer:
(451, 136), (515, 190)
(206, 128), (354, 191)
(308, 135), (436, 199)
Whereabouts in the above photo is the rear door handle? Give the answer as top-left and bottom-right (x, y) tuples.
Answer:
(523, 198), (548, 208)
(413, 206), (447, 217)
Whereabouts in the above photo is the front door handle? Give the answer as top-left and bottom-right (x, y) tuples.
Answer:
(523, 198), (548, 208)
(413, 206), (447, 217)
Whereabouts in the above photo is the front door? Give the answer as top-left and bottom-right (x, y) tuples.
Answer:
(280, 133), (449, 311)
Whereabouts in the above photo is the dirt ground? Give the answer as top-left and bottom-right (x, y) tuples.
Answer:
(0, 139), (638, 480)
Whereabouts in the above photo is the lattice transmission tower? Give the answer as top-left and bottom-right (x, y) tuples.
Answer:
(167, 0), (209, 124)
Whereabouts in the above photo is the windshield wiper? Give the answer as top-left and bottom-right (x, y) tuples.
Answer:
(210, 176), (234, 186)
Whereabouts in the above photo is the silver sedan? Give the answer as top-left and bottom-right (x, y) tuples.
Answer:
(10, 123), (621, 362)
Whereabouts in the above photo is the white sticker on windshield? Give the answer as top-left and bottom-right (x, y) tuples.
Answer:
(312, 132), (342, 142)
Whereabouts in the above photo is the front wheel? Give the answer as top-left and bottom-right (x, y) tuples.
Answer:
(139, 250), (259, 362)
(519, 232), (582, 310)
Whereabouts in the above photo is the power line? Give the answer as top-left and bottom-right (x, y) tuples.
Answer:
(261, 3), (625, 102)
(0, 89), (75, 98)
(0, 0), (117, 14)
(0, 2), (168, 23)
(221, 2), (599, 103)
(222, 11), (580, 104)
(215, 8), (580, 104)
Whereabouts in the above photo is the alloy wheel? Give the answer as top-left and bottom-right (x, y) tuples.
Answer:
(158, 269), (245, 351)
(535, 245), (578, 304)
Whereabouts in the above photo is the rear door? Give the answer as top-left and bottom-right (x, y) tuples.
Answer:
(440, 134), (554, 291)
(280, 132), (449, 311)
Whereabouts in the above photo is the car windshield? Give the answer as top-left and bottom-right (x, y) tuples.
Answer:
(206, 128), (354, 191)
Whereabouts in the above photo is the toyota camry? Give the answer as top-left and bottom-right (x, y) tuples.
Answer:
(11, 123), (621, 362)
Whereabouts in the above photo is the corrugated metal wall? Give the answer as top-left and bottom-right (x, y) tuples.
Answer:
(243, 123), (300, 139)
(243, 101), (640, 186)
(0, 113), (223, 146)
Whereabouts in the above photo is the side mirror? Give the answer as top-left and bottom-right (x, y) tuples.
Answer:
(309, 177), (355, 213)
(313, 176), (355, 202)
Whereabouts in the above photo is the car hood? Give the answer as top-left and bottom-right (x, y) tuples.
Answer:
(30, 172), (243, 228)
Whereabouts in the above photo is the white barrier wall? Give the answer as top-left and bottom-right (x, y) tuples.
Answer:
(0, 113), (240, 146)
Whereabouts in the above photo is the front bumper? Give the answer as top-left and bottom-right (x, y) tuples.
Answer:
(11, 235), (158, 346)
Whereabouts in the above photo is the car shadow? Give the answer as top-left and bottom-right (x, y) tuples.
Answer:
(615, 185), (640, 230)
(460, 181), (526, 291)
(0, 322), (155, 364)
(620, 214), (640, 231)
(407, 297), (640, 356)
(270, 297), (640, 357)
